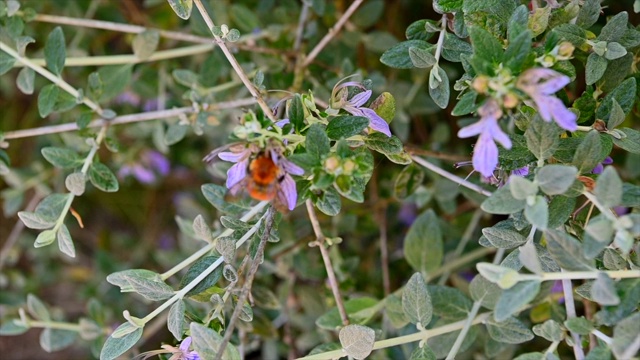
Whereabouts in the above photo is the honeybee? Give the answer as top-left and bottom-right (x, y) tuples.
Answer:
(244, 150), (286, 202)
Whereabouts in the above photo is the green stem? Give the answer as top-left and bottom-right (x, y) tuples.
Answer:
(411, 155), (493, 197)
(140, 209), (269, 325)
(433, 15), (447, 63)
(160, 201), (268, 280)
(0, 41), (103, 115)
(297, 312), (492, 359)
(539, 269), (640, 281)
(53, 125), (108, 233)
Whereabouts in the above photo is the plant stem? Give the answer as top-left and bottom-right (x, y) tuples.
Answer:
(26, 320), (104, 333)
(4, 98), (256, 140)
(160, 201), (268, 280)
(433, 15), (447, 62)
(539, 269), (640, 281)
(591, 329), (612, 344)
(297, 312), (493, 359)
(411, 155), (493, 197)
(305, 199), (349, 326)
(192, 0), (277, 122)
(562, 272), (585, 359)
(215, 208), (276, 360)
(444, 248), (504, 359)
(293, 1), (310, 52)
(582, 192), (618, 222)
(302, 0), (364, 67)
(0, 41), (103, 115)
(426, 247), (496, 282)
(139, 210), (268, 325)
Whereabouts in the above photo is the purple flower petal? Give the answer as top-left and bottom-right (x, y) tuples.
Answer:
(457, 120), (485, 138)
(277, 174), (298, 210)
(179, 337), (192, 352)
(511, 166), (530, 177)
(280, 158), (304, 176)
(361, 108), (391, 137)
(349, 90), (372, 107)
(473, 133), (499, 177)
(532, 94), (577, 131)
(132, 164), (156, 184)
(487, 121), (512, 149)
(592, 163), (604, 174)
(275, 119), (290, 128)
(147, 150), (170, 175)
(226, 159), (248, 188)
(218, 149), (250, 162)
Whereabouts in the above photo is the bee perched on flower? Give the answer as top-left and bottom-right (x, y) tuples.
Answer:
(205, 141), (304, 213)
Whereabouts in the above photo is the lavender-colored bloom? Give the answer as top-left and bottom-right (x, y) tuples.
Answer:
(114, 91), (141, 107)
(457, 99), (512, 177)
(333, 83), (392, 137)
(143, 98), (159, 112)
(119, 150), (171, 184)
(591, 156), (613, 174)
(511, 166), (530, 177)
(218, 147), (252, 189)
(177, 337), (200, 360)
(517, 68), (577, 131)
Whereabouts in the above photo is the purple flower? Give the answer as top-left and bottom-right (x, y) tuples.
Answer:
(177, 337), (200, 360)
(511, 166), (530, 177)
(517, 68), (577, 131)
(118, 150), (171, 184)
(269, 149), (304, 211)
(332, 82), (392, 137)
(591, 156), (613, 174)
(457, 99), (512, 177)
(114, 91), (141, 107)
(218, 146), (253, 189)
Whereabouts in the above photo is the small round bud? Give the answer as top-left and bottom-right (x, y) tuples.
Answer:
(342, 160), (356, 174)
(502, 93), (519, 109)
(472, 76), (489, 93)
(324, 156), (340, 173)
(557, 42), (575, 58)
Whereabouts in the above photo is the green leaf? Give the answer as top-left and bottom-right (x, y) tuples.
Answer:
(0, 49), (16, 75)
(34, 194), (71, 223)
(166, 0), (193, 19)
(132, 30), (160, 60)
(428, 66), (449, 109)
(408, 46), (436, 68)
(525, 195), (548, 230)
(57, 224), (75, 258)
(306, 123), (330, 160)
(528, 6), (551, 36)
(607, 99), (626, 130)
(339, 324), (375, 360)
(168, 300), (185, 340)
(381, 40), (434, 69)
(509, 176), (538, 200)
(596, 78), (637, 122)
(433, 0), (463, 13)
(487, 316), (534, 344)
(316, 297), (380, 329)
(604, 42), (626, 60)
(326, 116), (369, 140)
(403, 209), (443, 273)
(364, 133), (403, 155)
(97, 65), (133, 102)
(99, 324), (143, 360)
(597, 12), (628, 42)
(201, 183), (248, 215)
(370, 92), (396, 123)
(315, 187), (341, 216)
(481, 183), (526, 214)
(494, 280), (541, 322)
(525, 117), (560, 160)
(34, 229), (57, 248)
(164, 122), (188, 145)
(405, 20), (435, 41)
(41, 147), (83, 169)
(476, 263), (520, 289)
(37, 84), (59, 118)
(585, 53), (607, 85)
(564, 317), (595, 335)
(553, 24), (587, 47)
(409, 345), (437, 360)
(611, 312), (640, 359)
(65, 172), (86, 196)
(288, 94), (305, 132)
(595, 166), (622, 208)
(394, 164), (424, 199)
(402, 273), (433, 326)
(190, 323), (240, 360)
(179, 255), (222, 297)
(482, 226), (527, 249)
(532, 319), (564, 342)
(451, 91), (478, 116)
(107, 269), (163, 293)
(428, 285), (472, 320)
(504, 30), (532, 71)
(125, 275), (174, 301)
(230, 4), (261, 33)
(591, 272), (620, 305)
(172, 69), (199, 87)
(547, 196), (576, 229)
(441, 33), (473, 63)
(40, 328), (76, 352)
(16, 67), (35, 94)
(576, 0), (601, 28)
(89, 162), (119, 192)
(545, 229), (595, 271)
(612, 128), (640, 154)
(468, 26), (503, 74)
(536, 165), (578, 196)
(44, 27), (66, 76)
(27, 294), (51, 321)
(18, 211), (55, 230)
(0, 320), (28, 336)
(572, 131), (602, 173)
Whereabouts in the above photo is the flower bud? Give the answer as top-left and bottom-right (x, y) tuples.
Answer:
(502, 93), (519, 109)
(557, 41), (575, 58)
(472, 76), (489, 93)
(324, 156), (340, 173)
(342, 159), (356, 174)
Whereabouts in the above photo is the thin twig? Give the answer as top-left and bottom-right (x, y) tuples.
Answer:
(68, 0), (102, 49)
(0, 194), (43, 271)
(305, 199), (349, 326)
(0, 41), (103, 115)
(293, 1), (310, 52)
(215, 208), (276, 360)
(411, 155), (493, 197)
(4, 98), (256, 140)
(192, 0), (277, 122)
(302, 0), (364, 67)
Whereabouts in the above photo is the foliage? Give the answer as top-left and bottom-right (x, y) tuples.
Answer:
(0, 0), (639, 359)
